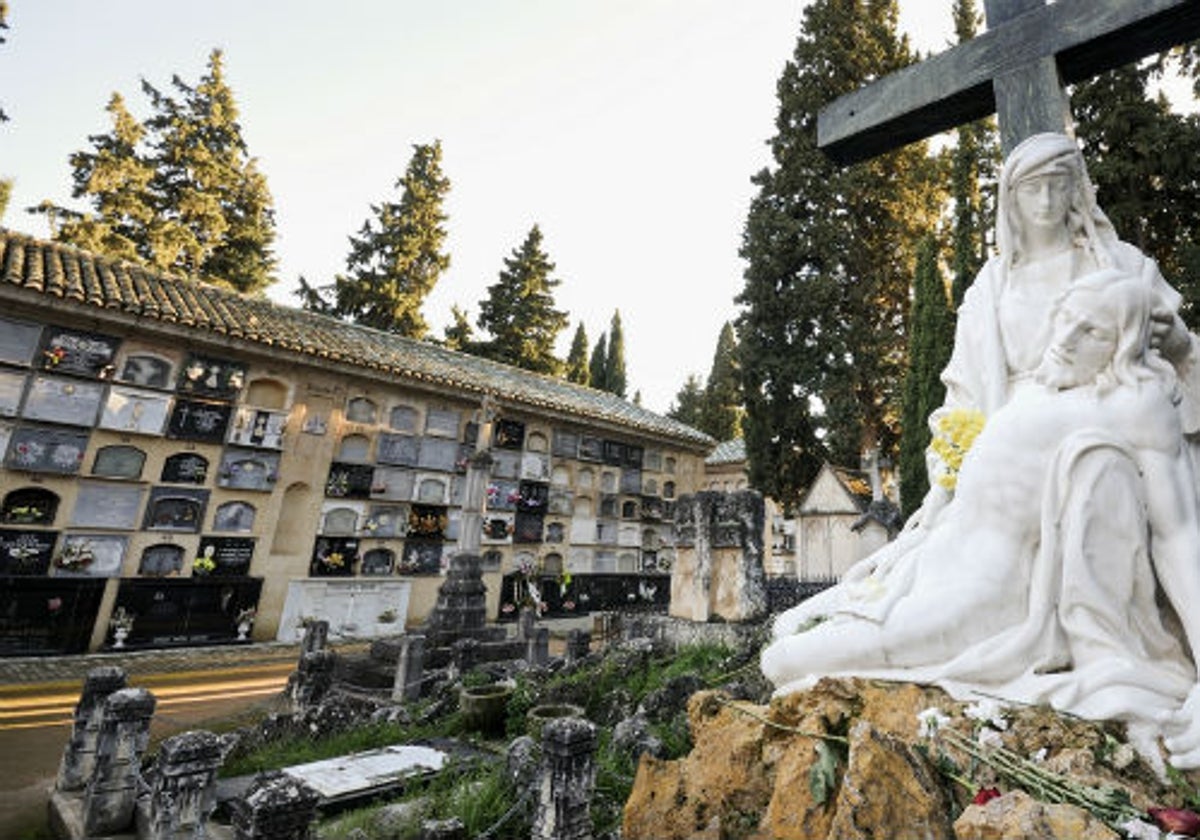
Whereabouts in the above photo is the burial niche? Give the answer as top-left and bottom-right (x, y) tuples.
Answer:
(2, 487), (59, 526)
(361, 548), (395, 576)
(345, 396), (377, 424)
(138, 544), (185, 577)
(161, 453), (208, 484)
(118, 353), (173, 389)
(213, 501), (256, 532)
(92, 445), (146, 480)
(389, 404), (418, 433)
(143, 488), (208, 532)
(243, 377), (288, 409)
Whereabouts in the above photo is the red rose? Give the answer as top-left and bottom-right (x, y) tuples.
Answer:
(1149, 807), (1200, 836)
(972, 787), (1001, 806)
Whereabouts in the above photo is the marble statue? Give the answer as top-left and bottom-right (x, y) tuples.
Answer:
(762, 133), (1200, 770)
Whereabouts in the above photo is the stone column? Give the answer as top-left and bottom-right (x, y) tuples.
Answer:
(532, 717), (597, 840)
(138, 729), (224, 840)
(301, 619), (329, 654)
(231, 771), (320, 840)
(391, 633), (426, 701)
(290, 649), (335, 713)
(669, 490), (766, 622)
(56, 665), (127, 792)
(565, 630), (591, 664)
(82, 687), (157, 836)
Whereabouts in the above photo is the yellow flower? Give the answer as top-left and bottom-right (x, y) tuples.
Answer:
(931, 408), (985, 490)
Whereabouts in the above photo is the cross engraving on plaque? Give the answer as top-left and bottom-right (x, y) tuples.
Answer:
(818, 0), (1200, 161)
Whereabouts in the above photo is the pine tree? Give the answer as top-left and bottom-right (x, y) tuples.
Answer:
(700, 322), (743, 441)
(299, 141), (450, 337)
(898, 235), (954, 517)
(443, 305), (475, 352)
(667, 373), (706, 429)
(565, 322), (591, 385)
(475, 225), (569, 374)
(604, 310), (628, 398)
(589, 333), (608, 391)
(736, 0), (945, 507)
(948, 0), (999, 307)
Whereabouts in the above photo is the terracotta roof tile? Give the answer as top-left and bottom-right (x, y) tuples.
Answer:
(0, 228), (714, 450)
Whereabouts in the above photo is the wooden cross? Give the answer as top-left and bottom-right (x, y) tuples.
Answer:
(818, 0), (1200, 164)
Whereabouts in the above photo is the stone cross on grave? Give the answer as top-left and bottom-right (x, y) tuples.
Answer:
(818, 0), (1200, 162)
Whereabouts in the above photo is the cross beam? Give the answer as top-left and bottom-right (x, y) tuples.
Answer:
(818, 0), (1200, 164)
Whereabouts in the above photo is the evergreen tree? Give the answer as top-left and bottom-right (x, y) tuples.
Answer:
(948, 0), (999, 307)
(667, 373), (706, 429)
(475, 225), (569, 374)
(565, 322), (591, 385)
(299, 140), (450, 337)
(589, 333), (608, 391)
(700, 322), (743, 441)
(604, 310), (628, 398)
(443, 304), (475, 352)
(736, 0), (944, 507)
(898, 235), (954, 518)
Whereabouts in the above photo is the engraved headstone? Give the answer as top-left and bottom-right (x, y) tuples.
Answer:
(39, 327), (121, 378)
(21, 375), (107, 428)
(55, 666), (128, 792)
(82, 687), (156, 835)
(391, 633), (426, 701)
(137, 729), (224, 840)
(532, 717), (597, 840)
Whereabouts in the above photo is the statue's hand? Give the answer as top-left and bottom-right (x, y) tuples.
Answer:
(1162, 684), (1200, 768)
(1150, 307), (1192, 366)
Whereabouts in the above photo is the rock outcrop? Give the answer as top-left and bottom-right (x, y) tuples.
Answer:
(622, 678), (1200, 840)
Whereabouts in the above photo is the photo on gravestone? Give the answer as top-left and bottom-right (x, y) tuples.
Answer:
(407, 504), (447, 539)
(377, 432), (420, 467)
(227, 407), (288, 449)
(0, 528), (57, 575)
(1, 487), (59, 526)
(91, 445), (147, 480)
(196, 536), (254, 576)
(5, 426), (89, 474)
(166, 399), (233, 442)
(117, 353), (174, 389)
(399, 539), (442, 575)
(217, 448), (281, 491)
(326, 462), (375, 499)
(364, 504), (407, 538)
(176, 354), (246, 400)
(70, 481), (144, 529)
(137, 543), (185, 577)
(311, 536), (359, 576)
(0, 577), (106, 655)
(213, 500), (256, 532)
(493, 418), (525, 450)
(161, 452), (209, 484)
(99, 386), (172, 435)
(142, 487), (209, 532)
(361, 547), (395, 576)
(0, 316), (43, 367)
(53, 533), (126, 577)
(114, 577), (263, 645)
(38, 327), (121, 378)
(21, 375), (105, 427)
(0, 369), (27, 417)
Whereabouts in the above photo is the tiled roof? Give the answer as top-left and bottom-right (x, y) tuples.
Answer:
(0, 228), (715, 450)
(705, 437), (746, 465)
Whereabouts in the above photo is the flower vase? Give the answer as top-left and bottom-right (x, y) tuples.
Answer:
(237, 621), (251, 641)
(113, 627), (129, 649)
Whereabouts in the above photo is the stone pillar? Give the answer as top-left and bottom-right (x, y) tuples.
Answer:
(301, 619), (329, 654)
(391, 633), (426, 701)
(82, 687), (157, 836)
(420, 817), (467, 839)
(526, 627), (550, 667)
(56, 665), (127, 792)
(290, 649), (335, 713)
(532, 717), (597, 840)
(565, 630), (591, 663)
(669, 490), (766, 622)
(138, 729), (224, 840)
(231, 771), (320, 840)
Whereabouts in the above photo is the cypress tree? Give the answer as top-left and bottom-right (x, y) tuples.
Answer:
(442, 304), (475, 352)
(475, 225), (569, 374)
(700, 322), (743, 441)
(604, 310), (628, 398)
(898, 235), (954, 518)
(667, 373), (706, 429)
(589, 333), (608, 392)
(565, 322), (591, 385)
(735, 0), (944, 508)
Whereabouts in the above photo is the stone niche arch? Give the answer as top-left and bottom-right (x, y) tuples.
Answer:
(138, 543), (185, 577)
(214, 501), (256, 532)
(338, 433), (372, 462)
(551, 465), (570, 487)
(244, 377), (289, 409)
(1, 486), (59, 525)
(92, 445), (146, 480)
(526, 431), (549, 453)
(271, 482), (312, 555)
(345, 396), (378, 425)
(389, 404), (419, 433)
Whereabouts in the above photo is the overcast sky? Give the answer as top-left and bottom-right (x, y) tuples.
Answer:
(2, 2), (1192, 414)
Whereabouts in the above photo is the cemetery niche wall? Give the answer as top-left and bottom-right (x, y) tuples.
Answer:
(0, 229), (714, 654)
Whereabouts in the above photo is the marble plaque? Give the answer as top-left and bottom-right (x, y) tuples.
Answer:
(364, 505), (407, 538)
(39, 328), (120, 378)
(177, 354), (246, 399)
(337, 434), (371, 462)
(0, 528), (57, 575)
(21, 375), (105, 427)
(388, 404), (418, 433)
(370, 466), (415, 501)
(5, 426), (89, 474)
(217, 449), (280, 491)
(377, 433), (420, 467)
(0, 317), (43, 366)
(196, 536), (254, 576)
(98, 386), (171, 435)
(137, 544), (185, 577)
(53, 534), (127, 577)
(521, 452), (550, 481)
(552, 429), (579, 458)
(424, 408), (460, 437)
(118, 353), (174, 389)
(227, 407), (287, 449)
(91, 444), (147, 479)
(399, 540), (442, 575)
(0, 369), (27, 416)
(167, 399), (233, 442)
(486, 479), (519, 512)
(546, 521), (566, 543)
(161, 452), (209, 484)
(548, 489), (573, 516)
(415, 476), (446, 505)
(643, 449), (663, 472)
(621, 468), (643, 495)
(213, 501), (256, 532)
(284, 744), (445, 799)
(71, 481), (144, 529)
(143, 487), (209, 532)
(360, 548), (395, 576)
(345, 397), (378, 424)
(490, 450), (520, 480)
(322, 505), (361, 536)
(417, 437), (458, 472)
(579, 436), (603, 462)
